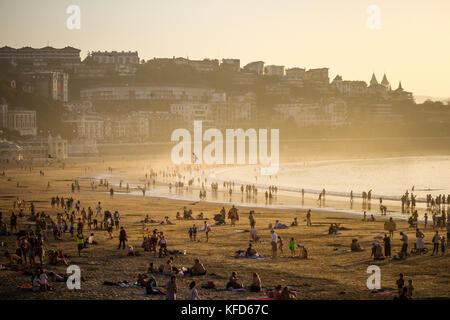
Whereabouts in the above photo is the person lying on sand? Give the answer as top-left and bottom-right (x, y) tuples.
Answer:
(274, 220), (288, 229)
(189, 259), (207, 276)
(160, 216), (174, 225)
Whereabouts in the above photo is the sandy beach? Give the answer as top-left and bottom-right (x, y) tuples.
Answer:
(0, 155), (449, 300)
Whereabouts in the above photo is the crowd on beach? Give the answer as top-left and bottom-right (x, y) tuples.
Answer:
(1, 165), (450, 300)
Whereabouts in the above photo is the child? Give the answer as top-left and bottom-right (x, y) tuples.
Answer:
(188, 227), (193, 241)
(406, 279), (414, 299)
(288, 237), (296, 257)
(441, 236), (446, 255)
(278, 236), (283, 254)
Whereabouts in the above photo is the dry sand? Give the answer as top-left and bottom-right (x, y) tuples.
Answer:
(0, 156), (449, 300)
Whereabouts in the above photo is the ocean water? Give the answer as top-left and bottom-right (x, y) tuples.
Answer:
(212, 156), (450, 201)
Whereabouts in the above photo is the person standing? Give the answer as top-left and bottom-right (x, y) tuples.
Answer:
(114, 211), (120, 230)
(76, 231), (84, 256)
(396, 273), (405, 296)
(400, 232), (408, 256)
(383, 234), (391, 257)
(166, 275), (178, 300)
(271, 229), (278, 258)
(431, 231), (441, 256)
(118, 226), (127, 249)
(249, 211), (256, 229)
(204, 221), (210, 242)
(289, 237), (296, 257)
(424, 213), (428, 229)
(306, 209), (312, 226)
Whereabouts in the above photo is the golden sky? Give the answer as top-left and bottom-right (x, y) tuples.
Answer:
(0, 0), (449, 97)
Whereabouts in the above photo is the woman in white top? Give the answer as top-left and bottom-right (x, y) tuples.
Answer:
(184, 281), (200, 300)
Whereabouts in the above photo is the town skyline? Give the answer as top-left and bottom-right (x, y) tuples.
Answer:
(1, 0), (449, 98)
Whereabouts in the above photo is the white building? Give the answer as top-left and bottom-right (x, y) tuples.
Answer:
(274, 100), (348, 128)
(265, 65), (285, 76)
(62, 113), (104, 140)
(243, 61), (264, 75)
(331, 75), (367, 96)
(221, 59), (240, 72)
(21, 134), (68, 160)
(91, 51), (139, 65)
(7, 109), (37, 136)
(80, 86), (224, 102)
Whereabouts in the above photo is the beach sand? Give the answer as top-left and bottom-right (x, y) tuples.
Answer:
(0, 156), (449, 300)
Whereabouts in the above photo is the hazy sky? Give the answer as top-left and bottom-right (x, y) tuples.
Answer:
(0, 0), (449, 97)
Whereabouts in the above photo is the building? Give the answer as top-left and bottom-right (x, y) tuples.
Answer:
(22, 71), (69, 102)
(7, 109), (37, 136)
(103, 112), (149, 142)
(265, 65), (285, 76)
(0, 140), (23, 161)
(62, 113), (104, 140)
(174, 57), (219, 72)
(91, 51), (139, 65)
(0, 101), (7, 129)
(331, 75), (368, 96)
(0, 46), (81, 68)
(274, 100), (348, 128)
(221, 59), (240, 72)
(285, 68), (305, 79)
(304, 68), (329, 89)
(243, 61), (264, 75)
(21, 134), (68, 160)
(368, 73), (390, 96)
(80, 86), (223, 102)
(391, 82), (413, 101)
(137, 111), (184, 141)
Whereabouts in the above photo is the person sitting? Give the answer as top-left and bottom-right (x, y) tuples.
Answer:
(245, 243), (258, 258)
(297, 245), (308, 259)
(4, 251), (22, 268)
(291, 217), (298, 227)
(196, 212), (204, 220)
(226, 271), (243, 290)
(162, 260), (174, 276)
(147, 262), (157, 275)
(278, 286), (297, 300)
(267, 285), (283, 299)
(189, 259), (207, 276)
(250, 228), (260, 243)
(128, 245), (140, 256)
(136, 273), (148, 286)
(369, 215), (376, 222)
(371, 242), (384, 260)
(176, 212), (183, 220)
(328, 223), (338, 234)
(248, 273), (262, 292)
(351, 239), (364, 252)
(87, 233), (98, 245)
(145, 275), (165, 295)
(274, 220), (288, 229)
(184, 210), (194, 220)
